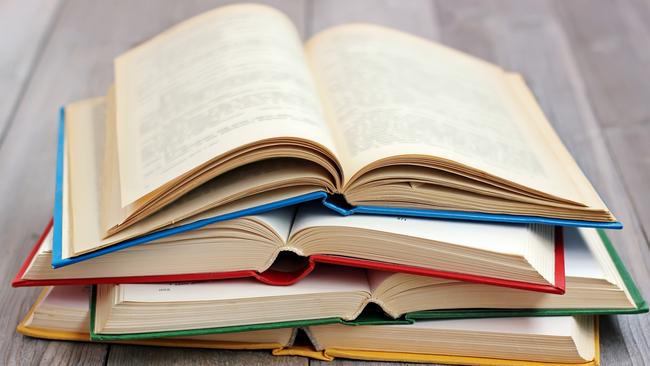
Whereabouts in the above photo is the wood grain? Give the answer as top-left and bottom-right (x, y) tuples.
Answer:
(39, 341), (108, 366)
(555, 0), (650, 266)
(106, 346), (307, 366)
(553, 0), (650, 129)
(0, 0), (62, 142)
(1, 1), (649, 365)
(605, 123), (650, 238)
(308, 0), (438, 39)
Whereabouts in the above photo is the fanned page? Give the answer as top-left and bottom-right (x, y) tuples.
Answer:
(23, 286), (297, 346)
(114, 4), (339, 206)
(305, 24), (608, 212)
(291, 203), (540, 255)
(368, 227), (637, 314)
(564, 228), (606, 279)
(94, 265), (373, 334)
(308, 316), (596, 364)
(24, 286), (90, 333)
(44, 208), (295, 279)
(61, 95), (320, 257)
(253, 206), (296, 245)
(289, 202), (557, 287)
(118, 265), (369, 303)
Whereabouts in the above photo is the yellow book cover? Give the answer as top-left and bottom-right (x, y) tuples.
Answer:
(18, 287), (600, 365)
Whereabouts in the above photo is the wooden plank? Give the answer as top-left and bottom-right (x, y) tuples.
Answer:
(553, 0), (650, 129)
(0, 1), (305, 365)
(554, 0), (650, 257)
(106, 346), (306, 366)
(308, 0), (438, 38)
(605, 123), (650, 238)
(6, 329), (108, 365)
(0, 0), (62, 142)
(39, 341), (108, 366)
(629, 0), (650, 26)
(433, 1), (650, 365)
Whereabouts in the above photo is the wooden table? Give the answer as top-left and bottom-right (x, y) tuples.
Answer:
(1, 0), (649, 365)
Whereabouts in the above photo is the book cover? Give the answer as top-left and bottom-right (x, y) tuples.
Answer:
(15, 218), (567, 294)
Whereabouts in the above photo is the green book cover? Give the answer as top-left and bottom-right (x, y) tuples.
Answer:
(90, 229), (646, 341)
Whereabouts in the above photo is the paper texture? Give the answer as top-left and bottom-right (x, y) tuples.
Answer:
(306, 24), (582, 202)
(118, 265), (369, 302)
(115, 4), (337, 205)
(292, 202), (541, 256)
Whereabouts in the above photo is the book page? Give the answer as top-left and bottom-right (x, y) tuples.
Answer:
(63, 98), (108, 256)
(366, 270), (393, 293)
(41, 286), (91, 311)
(310, 316), (579, 335)
(253, 206), (297, 243)
(374, 316), (577, 336)
(290, 202), (536, 256)
(306, 24), (581, 202)
(99, 88), (125, 235)
(574, 227), (635, 306)
(99, 86), (328, 248)
(308, 316), (594, 363)
(38, 227), (53, 254)
(119, 265), (370, 302)
(563, 228), (605, 279)
(60, 133), (71, 259)
(35, 286), (295, 345)
(115, 4), (337, 206)
(365, 229), (608, 287)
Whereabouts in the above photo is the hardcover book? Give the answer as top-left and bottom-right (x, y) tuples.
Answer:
(19, 286), (600, 365)
(17, 203), (566, 293)
(54, 3), (620, 265)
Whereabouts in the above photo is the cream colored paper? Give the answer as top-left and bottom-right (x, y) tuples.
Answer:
(306, 24), (582, 202)
(291, 202), (541, 256)
(115, 4), (337, 205)
(119, 265), (369, 302)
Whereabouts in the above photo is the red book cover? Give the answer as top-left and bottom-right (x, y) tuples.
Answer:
(13, 219), (565, 294)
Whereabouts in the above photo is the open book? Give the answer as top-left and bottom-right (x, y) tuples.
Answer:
(17, 203), (565, 293)
(88, 227), (644, 341)
(20, 286), (599, 365)
(55, 3), (619, 263)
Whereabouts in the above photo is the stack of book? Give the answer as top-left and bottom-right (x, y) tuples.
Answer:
(13, 4), (647, 365)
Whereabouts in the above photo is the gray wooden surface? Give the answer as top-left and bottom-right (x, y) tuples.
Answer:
(0, 0), (648, 365)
